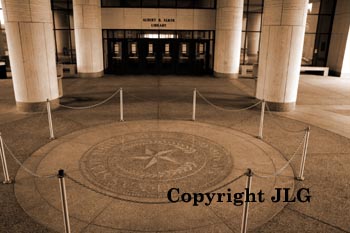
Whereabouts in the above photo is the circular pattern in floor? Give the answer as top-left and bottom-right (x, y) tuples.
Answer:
(80, 131), (233, 199)
(15, 120), (294, 233)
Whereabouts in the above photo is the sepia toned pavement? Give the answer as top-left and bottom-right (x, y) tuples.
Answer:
(0, 74), (349, 233)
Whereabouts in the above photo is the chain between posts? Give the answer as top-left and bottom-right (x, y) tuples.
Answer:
(254, 130), (308, 179)
(3, 141), (56, 179)
(125, 91), (192, 103)
(203, 173), (246, 194)
(23, 104), (47, 127)
(59, 88), (121, 110)
(65, 174), (169, 204)
(65, 172), (246, 205)
(196, 90), (262, 112)
(265, 103), (307, 133)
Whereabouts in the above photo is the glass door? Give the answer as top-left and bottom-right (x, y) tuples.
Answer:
(194, 41), (209, 74)
(126, 40), (142, 74)
(176, 41), (194, 74)
(103, 29), (214, 75)
(159, 40), (176, 74)
(108, 40), (124, 74)
(142, 40), (157, 74)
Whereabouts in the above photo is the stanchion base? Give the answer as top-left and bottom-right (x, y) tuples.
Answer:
(2, 179), (13, 184)
(256, 136), (263, 140)
(49, 137), (56, 140)
(120, 120), (125, 122)
(295, 177), (305, 181)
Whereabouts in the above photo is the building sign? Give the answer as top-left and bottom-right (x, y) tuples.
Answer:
(143, 18), (176, 28)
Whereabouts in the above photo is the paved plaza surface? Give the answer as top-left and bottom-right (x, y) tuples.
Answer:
(0, 75), (350, 232)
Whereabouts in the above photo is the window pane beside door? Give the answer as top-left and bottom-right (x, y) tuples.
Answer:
(129, 42), (138, 59)
(113, 42), (122, 59)
(163, 43), (172, 62)
(146, 42), (155, 61)
(179, 42), (189, 62)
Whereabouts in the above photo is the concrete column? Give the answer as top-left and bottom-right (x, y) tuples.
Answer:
(73, 0), (104, 78)
(246, 14), (261, 64)
(214, 0), (244, 79)
(256, 0), (308, 111)
(1, 0), (59, 112)
(327, 0), (350, 78)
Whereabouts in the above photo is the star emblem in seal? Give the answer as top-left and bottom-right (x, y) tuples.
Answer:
(131, 148), (180, 169)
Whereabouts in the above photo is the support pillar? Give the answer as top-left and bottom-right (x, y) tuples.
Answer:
(214, 0), (244, 79)
(256, 0), (308, 112)
(246, 14), (261, 64)
(73, 0), (104, 78)
(1, 0), (59, 112)
(327, 0), (350, 78)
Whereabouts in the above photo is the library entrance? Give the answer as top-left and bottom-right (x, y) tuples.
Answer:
(103, 30), (214, 75)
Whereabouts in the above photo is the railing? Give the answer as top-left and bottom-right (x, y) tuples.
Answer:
(1, 87), (312, 233)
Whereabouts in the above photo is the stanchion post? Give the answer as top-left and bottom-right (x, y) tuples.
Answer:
(0, 133), (12, 184)
(58, 169), (71, 233)
(192, 88), (197, 121)
(296, 126), (311, 181)
(258, 100), (265, 139)
(120, 88), (124, 122)
(241, 168), (253, 233)
(46, 99), (55, 140)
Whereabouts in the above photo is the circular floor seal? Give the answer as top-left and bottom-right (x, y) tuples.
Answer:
(80, 131), (233, 199)
(15, 120), (294, 233)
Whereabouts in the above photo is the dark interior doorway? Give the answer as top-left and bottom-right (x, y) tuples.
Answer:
(103, 30), (214, 75)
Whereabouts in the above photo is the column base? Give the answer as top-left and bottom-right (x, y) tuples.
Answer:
(78, 70), (104, 78)
(16, 99), (59, 112)
(214, 71), (239, 79)
(340, 73), (350, 78)
(260, 100), (296, 112)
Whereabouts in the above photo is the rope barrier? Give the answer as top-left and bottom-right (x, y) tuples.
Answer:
(59, 88), (121, 110)
(65, 172), (246, 205)
(254, 131), (307, 178)
(23, 104), (47, 127)
(265, 103), (307, 133)
(65, 173), (169, 204)
(205, 173), (246, 193)
(4, 142), (56, 179)
(197, 90), (262, 112)
(228, 113), (258, 129)
(125, 91), (192, 103)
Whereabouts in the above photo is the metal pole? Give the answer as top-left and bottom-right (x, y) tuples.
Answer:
(241, 168), (253, 233)
(58, 169), (71, 233)
(192, 88), (197, 121)
(120, 88), (124, 122)
(258, 100), (265, 139)
(297, 126), (311, 181)
(0, 133), (12, 184)
(46, 99), (55, 140)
